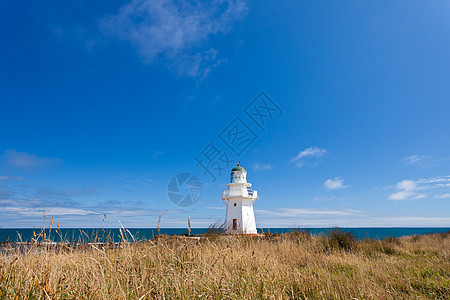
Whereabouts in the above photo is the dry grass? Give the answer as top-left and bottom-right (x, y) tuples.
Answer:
(1, 230), (449, 299)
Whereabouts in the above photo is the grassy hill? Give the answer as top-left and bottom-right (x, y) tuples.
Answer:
(1, 229), (449, 299)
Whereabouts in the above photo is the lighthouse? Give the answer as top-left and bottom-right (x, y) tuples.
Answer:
(221, 162), (258, 234)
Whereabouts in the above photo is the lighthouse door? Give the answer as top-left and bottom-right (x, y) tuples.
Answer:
(232, 219), (237, 230)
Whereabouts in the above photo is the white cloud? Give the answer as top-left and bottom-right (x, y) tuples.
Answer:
(400, 155), (450, 167)
(419, 176), (450, 187)
(397, 179), (416, 190)
(101, 0), (247, 78)
(253, 163), (272, 171)
(290, 146), (327, 168)
(0, 207), (97, 216)
(324, 177), (348, 190)
(388, 179), (425, 201)
(36, 186), (99, 200)
(1, 149), (61, 170)
(401, 154), (430, 166)
(312, 196), (336, 202)
(252, 208), (367, 228)
(434, 193), (450, 199)
(291, 147), (327, 161)
(0, 175), (27, 181)
(256, 208), (364, 218)
(114, 173), (157, 188)
(254, 214), (450, 228)
(359, 216), (450, 227)
(388, 176), (450, 201)
(0, 204), (183, 227)
(205, 206), (225, 210)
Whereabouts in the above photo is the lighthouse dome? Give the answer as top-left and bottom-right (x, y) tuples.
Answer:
(230, 162), (247, 183)
(231, 165), (246, 173)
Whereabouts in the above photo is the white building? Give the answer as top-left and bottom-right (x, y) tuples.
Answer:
(221, 162), (258, 234)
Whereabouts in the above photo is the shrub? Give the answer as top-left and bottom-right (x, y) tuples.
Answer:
(286, 228), (312, 241)
(325, 228), (356, 252)
(438, 230), (449, 238)
(383, 236), (401, 245)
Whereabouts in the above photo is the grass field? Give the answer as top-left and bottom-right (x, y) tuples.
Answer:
(1, 229), (449, 299)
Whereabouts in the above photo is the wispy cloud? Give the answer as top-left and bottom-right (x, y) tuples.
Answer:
(35, 186), (99, 201)
(351, 216), (450, 227)
(205, 206), (225, 210)
(401, 154), (430, 166)
(252, 208), (367, 228)
(0, 183), (99, 209)
(0, 207), (98, 217)
(100, 0), (247, 78)
(312, 196), (336, 202)
(253, 163), (272, 171)
(113, 173), (157, 190)
(388, 180), (424, 200)
(290, 146), (327, 168)
(0, 175), (28, 181)
(400, 154), (450, 167)
(1, 150), (61, 171)
(0, 198), (184, 226)
(0, 189), (14, 200)
(434, 193), (450, 199)
(100, 208), (182, 218)
(254, 213), (450, 227)
(388, 176), (450, 201)
(324, 177), (349, 190)
(0, 206), (179, 219)
(256, 208), (364, 218)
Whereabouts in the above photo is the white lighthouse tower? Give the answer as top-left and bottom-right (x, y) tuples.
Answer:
(221, 162), (258, 234)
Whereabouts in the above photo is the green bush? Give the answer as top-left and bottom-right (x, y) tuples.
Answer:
(325, 228), (356, 252)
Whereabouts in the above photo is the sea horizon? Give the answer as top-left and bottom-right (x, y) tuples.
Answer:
(2, 227), (449, 243)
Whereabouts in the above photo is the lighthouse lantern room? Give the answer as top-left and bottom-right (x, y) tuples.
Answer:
(221, 162), (258, 234)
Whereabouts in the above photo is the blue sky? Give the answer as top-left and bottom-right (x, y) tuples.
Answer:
(1, 0), (450, 228)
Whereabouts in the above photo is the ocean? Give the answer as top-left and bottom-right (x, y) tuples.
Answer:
(0, 227), (449, 243)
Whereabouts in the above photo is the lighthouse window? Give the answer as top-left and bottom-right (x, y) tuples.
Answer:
(234, 203), (236, 206)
